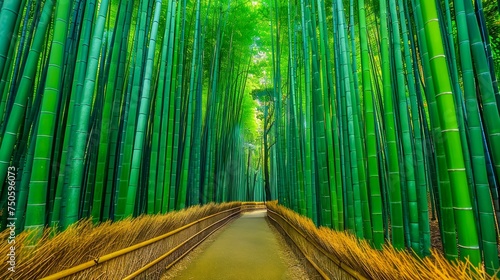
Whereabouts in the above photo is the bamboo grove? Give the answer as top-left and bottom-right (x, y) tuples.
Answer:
(0, 0), (264, 240)
(264, 0), (500, 274)
(1, 0), (500, 276)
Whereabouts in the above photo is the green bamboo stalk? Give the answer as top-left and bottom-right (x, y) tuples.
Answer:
(336, 0), (363, 237)
(411, 0), (458, 259)
(331, 5), (344, 230)
(103, 0), (133, 220)
(169, 0), (187, 211)
(455, 0), (499, 273)
(188, 0), (205, 206)
(300, 0), (314, 222)
(358, 0), (384, 249)
(316, 0), (338, 229)
(162, 0), (181, 213)
(306, 0), (331, 228)
(115, 0), (149, 219)
(288, 0), (306, 216)
(463, 0), (500, 185)
(0, 0), (54, 213)
(152, 0), (175, 213)
(380, 0), (404, 249)
(181, 0), (202, 205)
(473, 0), (499, 105)
(54, 0), (97, 227)
(400, 0), (430, 256)
(64, 0), (110, 228)
(25, 0), (71, 234)
(441, 0), (475, 189)
(419, 0), (481, 266)
(178, 0), (201, 209)
(0, 0), (23, 79)
(125, 0), (163, 217)
(388, 0), (419, 252)
(347, 0), (372, 241)
(15, 105), (39, 234)
(92, 0), (129, 221)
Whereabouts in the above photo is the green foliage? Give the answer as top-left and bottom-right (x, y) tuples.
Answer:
(1, 0), (500, 274)
(0, 0), (264, 238)
(264, 0), (500, 273)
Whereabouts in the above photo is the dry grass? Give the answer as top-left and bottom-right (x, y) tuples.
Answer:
(0, 202), (241, 279)
(161, 223), (224, 280)
(266, 201), (499, 280)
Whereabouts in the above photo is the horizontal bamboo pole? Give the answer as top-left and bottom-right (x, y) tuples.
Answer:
(123, 210), (240, 279)
(241, 201), (266, 206)
(267, 209), (368, 280)
(40, 206), (243, 280)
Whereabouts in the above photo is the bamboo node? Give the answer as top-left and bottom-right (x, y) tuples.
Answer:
(435, 91), (453, 98)
(457, 245), (480, 250)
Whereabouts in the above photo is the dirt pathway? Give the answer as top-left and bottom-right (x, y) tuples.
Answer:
(162, 210), (308, 280)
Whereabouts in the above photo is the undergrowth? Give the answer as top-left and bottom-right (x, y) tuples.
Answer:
(2, 201), (497, 279)
(0, 202), (241, 279)
(266, 201), (498, 280)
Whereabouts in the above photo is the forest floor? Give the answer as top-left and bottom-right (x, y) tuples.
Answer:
(161, 210), (309, 280)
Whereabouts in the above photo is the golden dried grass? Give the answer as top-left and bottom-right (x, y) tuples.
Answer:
(0, 202), (241, 279)
(266, 201), (499, 280)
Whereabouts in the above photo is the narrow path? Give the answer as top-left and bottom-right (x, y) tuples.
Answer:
(164, 210), (307, 280)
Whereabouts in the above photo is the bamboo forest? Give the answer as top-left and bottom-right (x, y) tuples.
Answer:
(1, 0), (500, 279)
